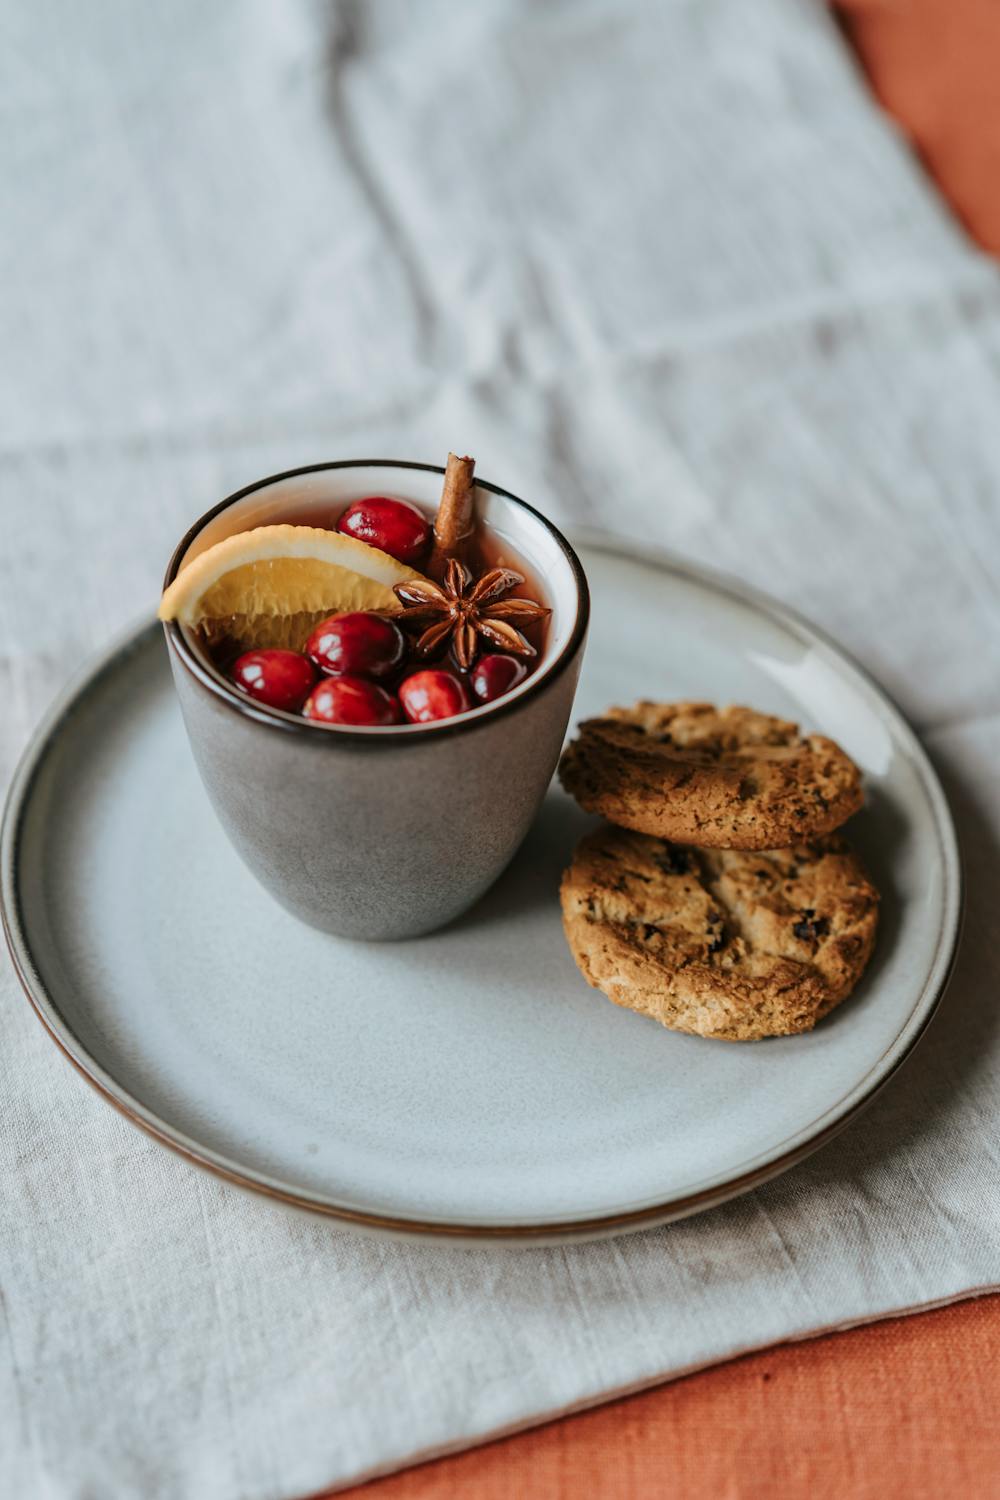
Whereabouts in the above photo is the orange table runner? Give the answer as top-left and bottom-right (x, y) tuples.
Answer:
(836, 0), (1000, 255)
(343, 1295), (1000, 1498)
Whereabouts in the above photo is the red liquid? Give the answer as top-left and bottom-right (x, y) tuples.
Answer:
(206, 497), (552, 716)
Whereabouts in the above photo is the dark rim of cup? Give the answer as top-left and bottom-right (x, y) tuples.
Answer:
(162, 459), (590, 744)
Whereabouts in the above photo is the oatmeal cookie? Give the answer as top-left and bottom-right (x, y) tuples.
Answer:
(559, 701), (863, 849)
(560, 824), (879, 1040)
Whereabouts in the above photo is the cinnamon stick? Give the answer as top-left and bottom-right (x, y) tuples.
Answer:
(428, 453), (476, 579)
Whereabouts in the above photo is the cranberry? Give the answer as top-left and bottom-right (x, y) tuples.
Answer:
(302, 676), (400, 727)
(398, 669), (470, 724)
(336, 496), (431, 565)
(306, 612), (405, 680)
(470, 653), (528, 704)
(231, 649), (316, 712)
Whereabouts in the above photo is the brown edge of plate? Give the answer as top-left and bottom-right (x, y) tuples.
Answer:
(0, 531), (964, 1246)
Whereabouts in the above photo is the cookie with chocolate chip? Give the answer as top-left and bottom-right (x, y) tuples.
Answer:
(559, 702), (863, 850)
(560, 825), (878, 1040)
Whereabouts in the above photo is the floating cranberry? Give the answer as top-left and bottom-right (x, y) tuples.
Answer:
(306, 612), (405, 680)
(470, 653), (528, 704)
(303, 676), (400, 727)
(336, 496), (431, 565)
(231, 649), (316, 712)
(398, 670), (470, 724)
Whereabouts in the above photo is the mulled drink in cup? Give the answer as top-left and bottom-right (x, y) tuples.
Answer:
(159, 456), (589, 939)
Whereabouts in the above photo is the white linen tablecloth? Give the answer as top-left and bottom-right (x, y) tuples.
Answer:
(3, 1), (1000, 1494)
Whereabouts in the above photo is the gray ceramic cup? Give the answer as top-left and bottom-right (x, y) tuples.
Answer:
(162, 460), (589, 939)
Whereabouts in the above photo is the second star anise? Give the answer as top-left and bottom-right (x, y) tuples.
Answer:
(392, 557), (551, 670)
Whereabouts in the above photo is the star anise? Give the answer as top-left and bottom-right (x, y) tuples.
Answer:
(393, 557), (551, 670)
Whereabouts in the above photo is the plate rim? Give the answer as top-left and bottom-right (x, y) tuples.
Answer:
(0, 533), (964, 1245)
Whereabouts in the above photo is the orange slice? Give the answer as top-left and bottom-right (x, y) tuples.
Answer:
(158, 524), (426, 652)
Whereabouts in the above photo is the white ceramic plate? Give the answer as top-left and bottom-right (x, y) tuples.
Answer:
(1, 539), (961, 1244)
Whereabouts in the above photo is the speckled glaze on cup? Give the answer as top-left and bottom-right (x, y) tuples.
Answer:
(162, 461), (589, 940)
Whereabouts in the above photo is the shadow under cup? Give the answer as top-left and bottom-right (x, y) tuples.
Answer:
(162, 461), (590, 940)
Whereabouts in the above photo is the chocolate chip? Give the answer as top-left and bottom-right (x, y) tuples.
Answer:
(653, 846), (691, 875)
(705, 909), (725, 954)
(793, 913), (829, 942)
(642, 923), (660, 941)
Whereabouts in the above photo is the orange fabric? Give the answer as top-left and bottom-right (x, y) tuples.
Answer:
(342, 1295), (1000, 1499)
(835, 0), (1000, 254)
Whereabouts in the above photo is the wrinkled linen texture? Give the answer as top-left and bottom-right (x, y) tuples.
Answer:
(3, 1), (1000, 1495)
